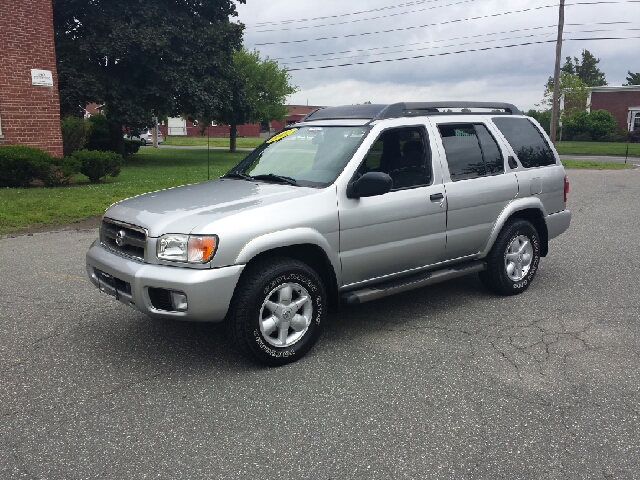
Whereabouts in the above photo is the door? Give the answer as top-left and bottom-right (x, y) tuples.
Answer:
(434, 121), (519, 259)
(338, 125), (448, 287)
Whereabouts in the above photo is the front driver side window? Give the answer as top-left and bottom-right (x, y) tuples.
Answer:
(357, 126), (431, 190)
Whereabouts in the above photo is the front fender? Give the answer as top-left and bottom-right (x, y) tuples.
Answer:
(234, 228), (341, 281)
(479, 198), (548, 258)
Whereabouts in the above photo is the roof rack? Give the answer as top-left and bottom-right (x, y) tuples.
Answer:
(300, 101), (522, 123)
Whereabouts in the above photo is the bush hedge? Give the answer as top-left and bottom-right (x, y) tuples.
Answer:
(563, 109), (618, 141)
(0, 145), (81, 187)
(124, 139), (142, 156)
(86, 114), (111, 152)
(61, 116), (91, 157)
(72, 149), (123, 183)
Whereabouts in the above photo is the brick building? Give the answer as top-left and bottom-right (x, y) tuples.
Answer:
(0, 0), (63, 157)
(587, 86), (640, 132)
(159, 105), (324, 139)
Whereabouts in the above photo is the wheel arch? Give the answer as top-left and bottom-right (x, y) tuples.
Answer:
(234, 230), (341, 313)
(481, 199), (549, 258)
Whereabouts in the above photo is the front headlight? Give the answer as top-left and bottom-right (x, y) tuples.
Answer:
(157, 234), (218, 263)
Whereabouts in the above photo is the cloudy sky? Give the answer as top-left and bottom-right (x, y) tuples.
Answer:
(235, 0), (640, 111)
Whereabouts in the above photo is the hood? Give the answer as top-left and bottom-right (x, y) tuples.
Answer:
(105, 179), (315, 237)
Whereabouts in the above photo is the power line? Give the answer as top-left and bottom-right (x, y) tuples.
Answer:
(253, 4), (559, 46)
(273, 21), (632, 61)
(251, 1), (640, 47)
(253, 0), (478, 33)
(272, 21), (633, 62)
(286, 36), (640, 71)
(251, 0), (446, 27)
(280, 26), (640, 66)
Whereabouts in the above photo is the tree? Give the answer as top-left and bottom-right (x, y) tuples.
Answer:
(53, 0), (245, 154)
(561, 49), (607, 86)
(541, 72), (590, 139)
(217, 49), (298, 152)
(624, 71), (640, 86)
(524, 109), (552, 134)
(542, 72), (590, 112)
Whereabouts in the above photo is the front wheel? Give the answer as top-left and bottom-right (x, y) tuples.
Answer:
(479, 219), (541, 295)
(227, 258), (326, 366)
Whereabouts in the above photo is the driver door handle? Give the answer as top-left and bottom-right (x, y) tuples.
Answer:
(430, 193), (444, 202)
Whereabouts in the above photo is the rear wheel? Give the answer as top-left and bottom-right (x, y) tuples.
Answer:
(227, 257), (326, 367)
(479, 219), (541, 295)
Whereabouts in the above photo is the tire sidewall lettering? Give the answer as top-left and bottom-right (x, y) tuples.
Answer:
(504, 226), (540, 290)
(253, 269), (324, 358)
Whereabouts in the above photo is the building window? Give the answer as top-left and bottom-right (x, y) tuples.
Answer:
(635, 113), (640, 130)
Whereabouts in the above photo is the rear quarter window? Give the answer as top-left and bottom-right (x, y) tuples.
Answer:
(492, 117), (556, 168)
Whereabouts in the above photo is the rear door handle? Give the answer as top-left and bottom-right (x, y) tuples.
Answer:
(430, 193), (444, 202)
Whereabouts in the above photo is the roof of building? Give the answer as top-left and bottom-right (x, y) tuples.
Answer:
(589, 85), (640, 93)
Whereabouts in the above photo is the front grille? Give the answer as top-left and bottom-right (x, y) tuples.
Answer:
(101, 218), (147, 261)
(148, 287), (174, 311)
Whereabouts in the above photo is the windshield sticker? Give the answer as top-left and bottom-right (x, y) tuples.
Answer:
(267, 129), (296, 144)
(308, 127), (323, 131)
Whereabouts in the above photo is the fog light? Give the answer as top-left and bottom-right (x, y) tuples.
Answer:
(170, 291), (188, 311)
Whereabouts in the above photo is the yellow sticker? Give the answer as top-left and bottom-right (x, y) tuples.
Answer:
(267, 129), (296, 144)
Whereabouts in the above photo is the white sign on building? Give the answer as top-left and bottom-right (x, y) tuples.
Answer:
(31, 69), (54, 87)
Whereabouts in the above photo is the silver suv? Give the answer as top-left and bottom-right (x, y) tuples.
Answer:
(86, 102), (571, 366)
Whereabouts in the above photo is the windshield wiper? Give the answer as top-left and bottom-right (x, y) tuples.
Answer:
(222, 172), (254, 181)
(252, 174), (298, 186)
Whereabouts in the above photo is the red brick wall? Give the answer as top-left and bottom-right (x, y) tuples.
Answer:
(158, 122), (261, 138)
(0, 0), (63, 157)
(591, 91), (640, 131)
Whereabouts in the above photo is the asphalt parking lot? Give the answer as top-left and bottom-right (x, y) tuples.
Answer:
(1, 168), (639, 479)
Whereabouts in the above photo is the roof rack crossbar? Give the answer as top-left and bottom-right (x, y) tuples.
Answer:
(373, 102), (522, 120)
(297, 102), (522, 123)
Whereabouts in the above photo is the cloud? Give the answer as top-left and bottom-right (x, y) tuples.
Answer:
(237, 0), (640, 110)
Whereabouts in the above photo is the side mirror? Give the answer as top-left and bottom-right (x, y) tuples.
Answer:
(347, 172), (393, 199)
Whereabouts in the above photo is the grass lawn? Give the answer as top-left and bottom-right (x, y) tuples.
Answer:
(555, 141), (640, 156)
(0, 148), (246, 235)
(163, 136), (264, 148)
(561, 159), (637, 170)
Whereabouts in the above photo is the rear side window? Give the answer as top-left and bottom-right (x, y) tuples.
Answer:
(492, 117), (555, 168)
(438, 123), (504, 181)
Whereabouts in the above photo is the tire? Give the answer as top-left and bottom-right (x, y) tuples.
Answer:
(227, 257), (326, 367)
(479, 219), (541, 296)
(141, 139), (146, 146)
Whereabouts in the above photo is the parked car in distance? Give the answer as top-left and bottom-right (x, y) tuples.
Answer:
(88, 101), (571, 367)
(124, 129), (163, 145)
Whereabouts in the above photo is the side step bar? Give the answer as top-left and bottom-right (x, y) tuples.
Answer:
(341, 261), (487, 305)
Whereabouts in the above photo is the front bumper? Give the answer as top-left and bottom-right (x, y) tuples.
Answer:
(86, 240), (244, 322)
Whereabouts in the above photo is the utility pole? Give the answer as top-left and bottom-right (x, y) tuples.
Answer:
(550, 0), (565, 145)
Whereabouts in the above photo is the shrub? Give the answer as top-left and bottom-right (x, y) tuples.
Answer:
(563, 109), (618, 141)
(0, 145), (54, 187)
(600, 129), (629, 143)
(86, 114), (111, 152)
(72, 150), (123, 183)
(0, 145), (83, 188)
(629, 129), (640, 143)
(589, 110), (618, 141)
(571, 132), (593, 142)
(563, 110), (590, 140)
(124, 139), (142, 156)
(61, 116), (91, 157)
(43, 156), (82, 187)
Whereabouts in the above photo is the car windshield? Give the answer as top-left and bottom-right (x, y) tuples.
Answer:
(226, 126), (369, 188)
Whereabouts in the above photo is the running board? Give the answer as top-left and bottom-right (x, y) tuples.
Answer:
(341, 261), (487, 305)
